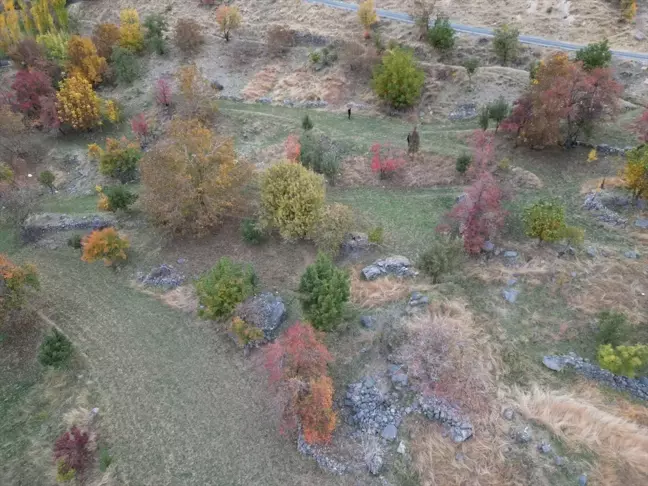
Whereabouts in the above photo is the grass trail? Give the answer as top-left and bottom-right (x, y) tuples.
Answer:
(24, 247), (353, 486)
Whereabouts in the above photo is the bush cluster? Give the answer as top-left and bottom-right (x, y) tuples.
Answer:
(427, 15), (455, 54)
(372, 48), (425, 108)
(88, 137), (142, 183)
(195, 258), (257, 320)
(312, 203), (354, 256)
(418, 236), (464, 283)
(39, 329), (74, 367)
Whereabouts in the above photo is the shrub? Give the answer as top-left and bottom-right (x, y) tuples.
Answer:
(89, 137), (141, 183)
(267, 25), (294, 57)
(299, 132), (339, 179)
(195, 258), (257, 320)
(488, 96), (510, 132)
(175, 18), (205, 54)
(130, 113), (149, 145)
(0, 163), (14, 184)
(230, 316), (264, 347)
(523, 200), (566, 242)
(241, 218), (267, 244)
(37, 32), (69, 64)
(56, 460), (75, 482)
(38, 170), (56, 192)
(312, 203), (354, 256)
(357, 0), (378, 37)
(175, 64), (218, 122)
(155, 78), (172, 107)
(478, 106), (490, 131)
(372, 48), (425, 108)
(11, 69), (54, 118)
(576, 39), (612, 71)
(339, 41), (380, 80)
(302, 114), (313, 131)
(111, 46), (139, 84)
(143, 13), (168, 55)
(9, 38), (45, 69)
(264, 322), (336, 444)
(66, 35), (107, 85)
(119, 9), (144, 52)
(103, 99), (120, 124)
(418, 236), (464, 283)
(56, 74), (102, 131)
(598, 344), (648, 378)
(408, 126), (420, 154)
(102, 185), (138, 211)
(38, 329), (73, 367)
(81, 227), (129, 266)
(0, 254), (39, 314)
(427, 15), (455, 54)
(67, 234), (83, 250)
(368, 226), (384, 244)
(456, 153), (472, 174)
(370, 143), (406, 179)
(492, 24), (519, 65)
(299, 252), (350, 332)
(92, 23), (120, 59)
(140, 119), (251, 235)
(596, 310), (630, 347)
(623, 144), (648, 200)
(215, 5), (242, 42)
(99, 447), (113, 472)
(463, 58), (479, 84)
(261, 162), (326, 240)
(53, 427), (92, 476)
(561, 225), (584, 246)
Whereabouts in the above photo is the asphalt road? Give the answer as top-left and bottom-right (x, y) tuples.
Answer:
(304, 0), (648, 62)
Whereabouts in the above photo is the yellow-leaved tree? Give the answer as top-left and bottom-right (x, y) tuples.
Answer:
(66, 35), (107, 85)
(118, 9), (143, 52)
(215, 5), (241, 42)
(623, 145), (648, 200)
(56, 74), (102, 131)
(357, 0), (378, 38)
(140, 118), (253, 235)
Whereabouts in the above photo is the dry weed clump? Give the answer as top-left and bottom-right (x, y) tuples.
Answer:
(516, 386), (648, 484)
(395, 300), (499, 415)
(158, 285), (199, 313)
(349, 267), (430, 308)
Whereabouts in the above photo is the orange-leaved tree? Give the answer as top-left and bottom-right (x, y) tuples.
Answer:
(215, 5), (241, 42)
(81, 227), (129, 266)
(0, 254), (39, 316)
(265, 322), (337, 444)
(56, 74), (102, 131)
(66, 35), (107, 86)
(140, 118), (252, 235)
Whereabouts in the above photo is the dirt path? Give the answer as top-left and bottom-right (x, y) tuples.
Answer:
(32, 249), (353, 486)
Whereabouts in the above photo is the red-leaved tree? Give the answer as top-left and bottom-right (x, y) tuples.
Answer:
(285, 134), (301, 162)
(11, 70), (54, 118)
(265, 322), (337, 444)
(504, 53), (621, 147)
(155, 78), (172, 107)
(444, 130), (505, 253)
(130, 113), (150, 145)
(370, 142), (406, 179)
(53, 427), (93, 476)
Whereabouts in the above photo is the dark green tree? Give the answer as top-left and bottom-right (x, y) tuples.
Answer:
(576, 39), (612, 71)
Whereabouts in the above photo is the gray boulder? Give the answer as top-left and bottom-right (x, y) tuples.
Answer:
(341, 232), (370, 255)
(360, 316), (375, 329)
(361, 256), (416, 281)
(543, 356), (566, 372)
(502, 288), (519, 304)
(234, 292), (286, 341)
(624, 250), (640, 259)
(137, 264), (185, 288)
(381, 424), (398, 441)
(635, 219), (648, 230)
(408, 291), (429, 307)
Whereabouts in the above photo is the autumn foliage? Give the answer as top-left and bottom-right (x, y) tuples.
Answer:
(140, 118), (252, 235)
(284, 134), (301, 162)
(370, 143), (406, 179)
(92, 22), (121, 59)
(56, 74), (102, 131)
(155, 78), (173, 107)
(0, 254), (39, 315)
(118, 9), (144, 52)
(53, 426), (93, 478)
(265, 322), (337, 444)
(503, 53), (621, 147)
(623, 144), (648, 200)
(444, 131), (505, 253)
(66, 35), (107, 86)
(81, 227), (130, 266)
(11, 69), (55, 117)
(215, 5), (242, 42)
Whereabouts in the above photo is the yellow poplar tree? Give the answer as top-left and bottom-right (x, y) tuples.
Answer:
(66, 35), (107, 85)
(215, 5), (242, 42)
(56, 74), (102, 131)
(118, 9), (143, 52)
(358, 0), (378, 37)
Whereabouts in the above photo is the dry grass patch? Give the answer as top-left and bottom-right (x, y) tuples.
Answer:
(516, 386), (648, 485)
(395, 300), (499, 414)
(339, 153), (457, 188)
(242, 65), (281, 99)
(350, 267), (431, 308)
(273, 68), (349, 104)
(158, 285), (199, 313)
(580, 177), (626, 194)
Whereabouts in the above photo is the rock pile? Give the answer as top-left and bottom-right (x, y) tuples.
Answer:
(137, 264), (185, 288)
(297, 432), (347, 475)
(582, 193), (628, 226)
(234, 292), (286, 342)
(361, 256), (416, 281)
(21, 213), (116, 242)
(543, 353), (648, 401)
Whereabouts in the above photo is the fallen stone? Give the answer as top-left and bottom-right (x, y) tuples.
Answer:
(450, 425), (473, 443)
(503, 251), (518, 258)
(408, 291), (429, 306)
(482, 240), (495, 252)
(506, 278), (518, 287)
(397, 441), (406, 454)
(579, 473), (588, 486)
(515, 427), (532, 444)
(449, 103), (477, 121)
(360, 315), (375, 329)
(361, 256), (416, 281)
(391, 373), (408, 387)
(635, 30), (646, 41)
(586, 247), (597, 258)
(624, 250), (640, 259)
(234, 292), (286, 342)
(502, 288), (519, 304)
(381, 424), (398, 441)
(297, 431), (347, 474)
(635, 219), (648, 230)
(538, 442), (552, 454)
(502, 408), (515, 421)
(137, 264), (185, 288)
(555, 456), (565, 466)
(543, 356), (566, 372)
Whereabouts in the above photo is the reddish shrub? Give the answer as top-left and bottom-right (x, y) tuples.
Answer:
(39, 95), (61, 130)
(370, 143), (406, 179)
(155, 78), (172, 107)
(295, 376), (337, 444)
(284, 134), (301, 162)
(130, 113), (149, 144)
(53, 427), (93, 474)
(11, 70), (55, 117)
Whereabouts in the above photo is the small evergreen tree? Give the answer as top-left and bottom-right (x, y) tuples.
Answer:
(463, 58), (479, 85)
(111, 46), (140, 84)
(488, 97), (510, 133)
(39, 329), (73, 368)
(455, 153), (471, 174)
(302, 114), (314, 131)
(143, 13), (168, 55)
(492, 24), (519, 65)
(427, 15), (455, 54)
(576, 39), (612, 71)
(418, 235), (464, 283)
(299, 253), (350, 332)
(102, 185), (138, 211)
(38, 170), (56, 193)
